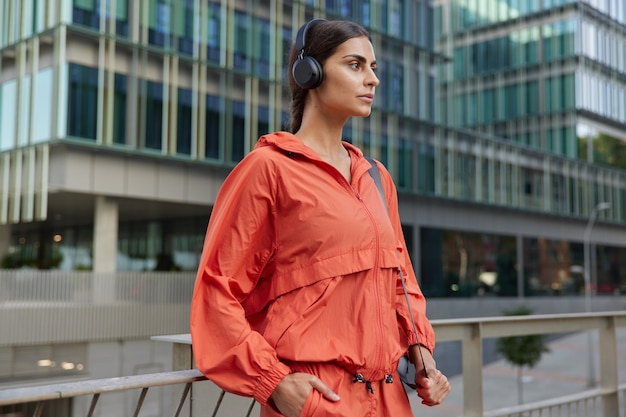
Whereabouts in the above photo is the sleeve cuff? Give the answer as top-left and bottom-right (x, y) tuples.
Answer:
(252, 361), (292, 405)
(408, 333), (434, 353)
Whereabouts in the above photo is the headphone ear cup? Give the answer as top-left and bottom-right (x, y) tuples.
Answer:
(292, 56), (323, 89)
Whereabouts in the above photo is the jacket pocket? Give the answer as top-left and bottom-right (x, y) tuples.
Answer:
(299, 389), (321, 417)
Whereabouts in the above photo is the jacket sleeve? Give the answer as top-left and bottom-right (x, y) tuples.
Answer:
(190, 151), (291, 405)
(376, 162), (436, 352)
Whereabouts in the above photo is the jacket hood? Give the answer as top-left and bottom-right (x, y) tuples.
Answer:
(255, 131), (364, 160)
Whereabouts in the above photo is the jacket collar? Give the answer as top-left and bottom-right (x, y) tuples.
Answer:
(255, 131), (363, 159)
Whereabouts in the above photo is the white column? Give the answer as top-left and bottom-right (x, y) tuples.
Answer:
(93, 196), (118, 303)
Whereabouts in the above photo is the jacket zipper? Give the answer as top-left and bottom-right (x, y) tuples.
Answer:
(357, 189), (385, 379)
(331, 165), (386, 379)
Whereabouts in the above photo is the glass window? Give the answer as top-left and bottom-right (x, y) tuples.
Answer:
(280, 26), (293, 82)
(455, 151), (476, 200)
(234, 11), (249, 71)
(362, 124), (372, 155)
(462, 0), (477, 29)
(378, 0), (388, 33)
(545, 77), (555, 112)
(258, 105), (269, 138)
(72, 0), (129, 36)
(562, 126), (575, 158)
(113, 73), (127, 145)
(378, 57), (389, 109)
(523, 27), (539, 65)
(397, 137), (412, 189)
(506, 84), (518, 119)
(425, 3), (435, 49)
(591, 131), (626, 170)
(326, 0), (337, 13)
(205, 94), (221, 160)
(522, 167), (543, 209)
(33, 68), (54, 143)
(551, 169), (567, 214)
(359, 0), (371, 26)
(0, 79), (17, 151)
(118, 221), (153, 271)
(207, 2), (221, 63)
(176, 0), (194, 55)
(381, 134), (389, 167)
(467, 91), (477, 125)
(596, 245), (626, 295)
(143, 80), (163, 151)
(19, 74), (31, 146)
(510, 30), (521, 67)
(231, 99), (245, 162)
(483, 88), (495, 123)
(523, 237), (583, 296)
(418, 141), (435, 193)
(73, 0), (99, 29)
(390, 61), (404, 113)
(339, 0), (352, 18)
(343, 122), (353, 143)
(389, 0), (404, 38)
(1, 2), (8, 45)
(421, 228), (518, 298)
(543, 23), (554, 61)
(526, 80), (539, 115)
(6, 228), (89, 270)
(454, 47), (466, 79)
(454, 94), (465, 127)
(429, 72), (436, 123)
(255, 18), (271, 77)
(67, 64), (98, 140)
(561, 19), (576, 57)
(177, 88), (192, 155)
(148, 0), (172, 48)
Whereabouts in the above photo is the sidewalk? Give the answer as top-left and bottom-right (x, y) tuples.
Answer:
(409, 329), (626, 416)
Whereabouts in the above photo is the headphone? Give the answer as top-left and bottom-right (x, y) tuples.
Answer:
(292, 18), (328, 89)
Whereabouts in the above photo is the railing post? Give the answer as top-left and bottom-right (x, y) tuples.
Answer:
(462, 322), (483, 417)
(598, 316), (618, 416)
(172, 340), (193, 417)
(153, 335), (195, 417)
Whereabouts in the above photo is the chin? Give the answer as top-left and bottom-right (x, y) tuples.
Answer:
(352, 107), (372, 118)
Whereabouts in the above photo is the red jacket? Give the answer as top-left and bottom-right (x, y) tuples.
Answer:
(190, 132), (435, 405)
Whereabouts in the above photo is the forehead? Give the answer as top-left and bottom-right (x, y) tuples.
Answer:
(332, 36), (376, 60)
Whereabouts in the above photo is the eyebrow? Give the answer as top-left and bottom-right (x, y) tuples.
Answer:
(342, 54), (377, 66)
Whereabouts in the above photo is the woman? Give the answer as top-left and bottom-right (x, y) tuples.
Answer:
(190, 19), (450, 417)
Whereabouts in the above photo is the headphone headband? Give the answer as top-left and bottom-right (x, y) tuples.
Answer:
(295, 18), (327, 53)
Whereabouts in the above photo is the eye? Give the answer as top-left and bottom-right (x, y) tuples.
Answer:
(349, 61), (361, 70)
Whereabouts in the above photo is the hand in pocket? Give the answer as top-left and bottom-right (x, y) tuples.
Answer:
(270, 372), (340, 417)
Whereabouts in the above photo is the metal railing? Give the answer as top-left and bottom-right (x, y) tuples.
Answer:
(1, 312), (624, 417)
(0, 271), (196, 346)
(0, 270), (196, 304)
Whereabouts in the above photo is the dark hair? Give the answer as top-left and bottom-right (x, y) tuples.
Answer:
(287, 20), (371, 133)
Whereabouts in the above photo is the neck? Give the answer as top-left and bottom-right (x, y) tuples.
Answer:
(296, 114), (348, 159)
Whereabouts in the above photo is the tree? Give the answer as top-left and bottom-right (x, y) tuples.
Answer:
(496, 305), (550, 404)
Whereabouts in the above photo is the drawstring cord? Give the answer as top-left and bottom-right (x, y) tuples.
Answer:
(353, 373), (394, 394)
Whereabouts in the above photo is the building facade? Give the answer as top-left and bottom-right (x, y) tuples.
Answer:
(1, 0), (626, 414)
(431, 0), (626, 298)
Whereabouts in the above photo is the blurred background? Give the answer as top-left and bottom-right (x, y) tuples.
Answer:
(1, 0), (625, 415)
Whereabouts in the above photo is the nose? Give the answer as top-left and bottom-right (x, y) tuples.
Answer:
(367, 68), (380, 86)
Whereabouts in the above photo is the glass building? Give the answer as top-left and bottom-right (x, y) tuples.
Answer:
(1, 0), (625, 304)
(431, 0), (626, 298)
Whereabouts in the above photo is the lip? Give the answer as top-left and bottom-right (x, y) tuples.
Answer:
(358, 94), (374, 103)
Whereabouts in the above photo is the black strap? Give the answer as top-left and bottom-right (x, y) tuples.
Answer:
(365, 157), (387, 213)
